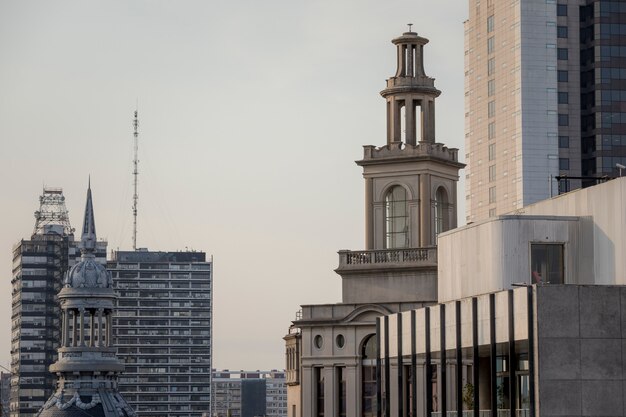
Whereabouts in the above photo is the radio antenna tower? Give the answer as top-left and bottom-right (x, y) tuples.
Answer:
(132, 108), (139, 250)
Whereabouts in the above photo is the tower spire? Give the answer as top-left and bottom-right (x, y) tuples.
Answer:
(132, 108), (139, 250)
(81, 180), (97, 253)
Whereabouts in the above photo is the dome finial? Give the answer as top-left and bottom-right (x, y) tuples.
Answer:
(408, 23), (413, 32)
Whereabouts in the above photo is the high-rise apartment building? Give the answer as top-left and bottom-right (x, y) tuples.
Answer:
(464, 0), (626, 222)
(108, 250), (212, 417)
(212, 370), (287, 417)
(10, 188), (75, 417)
(10, 188), (106, 417)
(1, 372), (10, 417)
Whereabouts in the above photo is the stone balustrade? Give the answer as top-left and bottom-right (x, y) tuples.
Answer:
(337, 247), (437, 270)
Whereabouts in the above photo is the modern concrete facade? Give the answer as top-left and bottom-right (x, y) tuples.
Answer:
(379, 175), (626, 416)
(285, 29), (463, 417)
(464, 0), (626, 222)
(211, 370), (287, 417)
(38, 184), (135, 417)
(108, 250), (212, 417)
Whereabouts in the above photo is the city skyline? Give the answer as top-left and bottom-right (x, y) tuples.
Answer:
(0, 0), (466, 372)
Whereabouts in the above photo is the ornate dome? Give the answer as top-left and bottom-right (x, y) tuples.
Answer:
(64, 258), (112, 288)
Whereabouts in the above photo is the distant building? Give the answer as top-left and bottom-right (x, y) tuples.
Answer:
(108, 250), (212, 417)
(285, 29), (463, 417)
(212, 370), (286, 417)
(10, 188), (106, 417)
(464, 0), (626, 222)
(1, 372), (10, 417)
(38, 184), (135, 417)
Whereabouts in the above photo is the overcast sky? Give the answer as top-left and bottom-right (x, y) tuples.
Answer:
(0, 0), (467, 372)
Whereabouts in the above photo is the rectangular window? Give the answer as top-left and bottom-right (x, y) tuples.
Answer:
(531, 244), (564, 284)
(559, 157), (570, 170)
(558, 70), (568, 82)
(487, 36), (495, 54)
(559, 136), (570, 148)
(487, 15), (494, 33)
(557, 48), (568, 60)
(488, 100), (495, 117)
(558, 114), (569, 126)
(557, 26), (568, 38)
(489, 186), (496, 204)
(489, 164), (496, 182)
(488, 79), (495, 96)
(557, 4), (567, 16)
(489, 208), (496, 217)
(558, 92), (569, 104)
(488, 57), (495, 75)
(488, 122), (496, 140)
(489, 143), (496, 161)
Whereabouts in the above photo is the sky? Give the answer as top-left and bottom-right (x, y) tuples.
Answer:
(0, 0), (467, 372)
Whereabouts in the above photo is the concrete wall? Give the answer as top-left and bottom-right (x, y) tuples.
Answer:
(536, 285), (626, 417)
(438, 215), (583, 303)
(520, 177), (626, 286)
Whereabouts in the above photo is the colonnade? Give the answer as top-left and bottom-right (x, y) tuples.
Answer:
(61, 308), (113, 348)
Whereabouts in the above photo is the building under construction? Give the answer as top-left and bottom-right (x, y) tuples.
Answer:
(9, 188), (106, 417)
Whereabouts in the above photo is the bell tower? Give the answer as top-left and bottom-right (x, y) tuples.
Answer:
(357, 28), (464, 249)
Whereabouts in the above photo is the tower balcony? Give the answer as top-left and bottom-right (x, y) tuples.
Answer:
(360, 142), (461, 164)
(335, 247), (438, 304)
(337, 247), (437, 272)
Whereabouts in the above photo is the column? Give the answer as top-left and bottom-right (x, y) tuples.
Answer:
(419, 174), (432, 246)
(72, 309), (78, 347)
(405, 98), (416, 145)
(106, 312), (112, 347)
(407, 44), (414, 77)
(421, 100), (431, 143)
(79, 308), (85, 346)
(89, 311), (95, 347)
(63, 310), (69, 347)
(97, 309), (103, 347)
(365, 178), (374, 249)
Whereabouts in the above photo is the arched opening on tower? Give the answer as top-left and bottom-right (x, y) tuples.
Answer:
(434, 186), (450, 240)
(384, 186), (410, 249)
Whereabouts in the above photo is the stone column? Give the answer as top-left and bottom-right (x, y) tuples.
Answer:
(89, 311), (95, 347)
(63, 310), (69, 347)
(72, 309), (78, 347)
(365, 178), (374, 250)
(106, 312), (112, 347)
(79, 308), (85, 346)
(405, 98), (416, 145)
(407, 44), (414, 77)
(97, 309), (103, 347)
(419, 174), (432, 246)
(421, 100), (431, 143)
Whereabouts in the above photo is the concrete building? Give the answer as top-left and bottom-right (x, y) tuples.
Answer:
(378, 177), (626, 416)
(1, 372), (10, 417)
(108, 250), (212, 417)
(285, 29), (463, 417)
(211, 370), (286, 417)
(37, 184), (135, 417)
(10, 188), (106, 417)
(464, 0), (626, 222)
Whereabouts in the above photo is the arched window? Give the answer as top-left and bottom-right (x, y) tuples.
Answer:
(434, 187), (449, 237)
(385, 186), (409, 248)
(361, 334), (377, 417)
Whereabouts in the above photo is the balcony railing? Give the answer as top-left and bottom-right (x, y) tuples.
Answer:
(337, 247), (437, 270)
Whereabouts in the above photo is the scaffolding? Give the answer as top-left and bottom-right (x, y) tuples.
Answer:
(33, 188), (74, 236)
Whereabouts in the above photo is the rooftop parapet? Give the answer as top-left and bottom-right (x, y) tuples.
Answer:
(359, 142), (461, 164)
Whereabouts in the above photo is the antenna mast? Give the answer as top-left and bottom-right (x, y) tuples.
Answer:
(132, 109), (139, 250)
